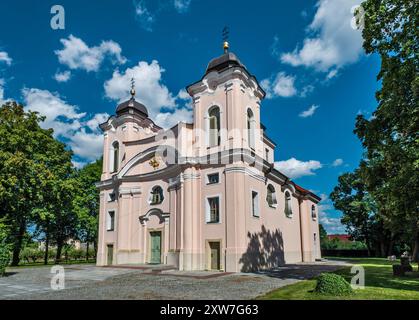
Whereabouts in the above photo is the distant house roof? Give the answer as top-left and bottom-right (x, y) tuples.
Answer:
(327, 234), (352, 242)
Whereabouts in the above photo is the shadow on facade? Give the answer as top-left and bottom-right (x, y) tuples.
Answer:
(239, 225), (285, 272)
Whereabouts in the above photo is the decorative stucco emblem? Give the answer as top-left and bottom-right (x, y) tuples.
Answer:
(149, 156), (160, 170)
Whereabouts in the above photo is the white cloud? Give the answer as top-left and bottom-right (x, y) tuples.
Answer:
(326, 69), (338, 80)
(300, 85), (315, 98)
(22, 88), (85, 138)
(318, 196), (346, 233)
(54, 70), (71, 82)
(68, 128), (104, 161)
(72, 160), (87, 169)
(0, 51), (12, 66)
(299, 104), (319, 118)
(281, 0), (363, 72)
(176, 88), (192, 108)
(332, 158), (343, 167)
(134, 0), (154, 32)
(261, 72), (297, 98)
(155, 107), (193, 129)
(86, 113), (109, 131)
(174, 0), (191, 13)
(274, 157), (322, 179)
(104, 60), (176, 116)
(22, 88), (107, 161)
(319, 213), (345, 234)
(55, 35), (126, 72)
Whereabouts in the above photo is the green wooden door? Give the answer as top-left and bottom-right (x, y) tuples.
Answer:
(107, 245), (113, 265)
(150, 232), (161, 264)
(209, 242), (220, 270)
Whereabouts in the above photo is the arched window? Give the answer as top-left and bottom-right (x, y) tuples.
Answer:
(311, 205), (317, 219)
(208, 106), (220, 147)
(110, 141), (119, 173)
(150, 186), (164, 205)
(285, 191), (292, 217)
(266, 184), (277, 208)
(247, 108), (255, 149)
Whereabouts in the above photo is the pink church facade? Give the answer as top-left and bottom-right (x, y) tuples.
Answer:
(96, 47), (321, 272)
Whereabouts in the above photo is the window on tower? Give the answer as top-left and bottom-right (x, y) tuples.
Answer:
(110, 141), (119, 173)
(247, 108), (255, 149)
(208, 106), (221, 147)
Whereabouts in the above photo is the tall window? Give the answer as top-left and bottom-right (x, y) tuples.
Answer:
(107, 211), (115, 231)
(247, 108), (255, 149)
(207, 197), (220, 223)
(111, 141), (119, 173)
(285, 191), (292, 217)
(252, 191), (259, 217)
(150, 186), (164, 205)
(266, 184), (277, 208)
(208, 106), (220, 147)
(311, 205), (317, 220)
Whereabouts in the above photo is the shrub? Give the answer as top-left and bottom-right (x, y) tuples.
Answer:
(0, 243), (11, 276)
(20, 247), (44, 263)
(315, 273), (353, 295)
(48, 248), (57, 261)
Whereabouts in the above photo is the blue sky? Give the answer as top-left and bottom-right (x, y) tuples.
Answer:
(0, 0), (381, 234)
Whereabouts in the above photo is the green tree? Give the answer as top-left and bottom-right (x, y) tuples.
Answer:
(319, 224), (328, 246)
(330, 170), (393, 256)
(73, 158), (103, 260)
(355, 0), (419, 260)
(0, 102), (74, 265)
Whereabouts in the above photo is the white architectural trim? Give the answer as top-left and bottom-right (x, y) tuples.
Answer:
(224, 166), (266, 183)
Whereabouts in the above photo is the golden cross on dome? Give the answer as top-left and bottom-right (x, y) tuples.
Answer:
(222, 26), (229, 53)
(130, 77), (136, 98)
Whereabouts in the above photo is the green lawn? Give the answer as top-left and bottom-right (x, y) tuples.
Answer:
(259, 257), (419, 300)
(11, 259), (96, 268)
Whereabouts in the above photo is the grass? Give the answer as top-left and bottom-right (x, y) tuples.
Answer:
(259, 257), (419, 300)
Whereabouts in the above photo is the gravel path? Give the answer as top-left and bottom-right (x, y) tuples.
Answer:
(1, 260), (350, 300)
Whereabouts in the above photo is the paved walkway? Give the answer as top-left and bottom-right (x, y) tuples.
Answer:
(0, 260), (351, 300)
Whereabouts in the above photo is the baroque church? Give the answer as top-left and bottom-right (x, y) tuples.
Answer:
(96, 41), (321, 272)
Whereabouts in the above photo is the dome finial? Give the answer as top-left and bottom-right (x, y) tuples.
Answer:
(130, 77), (136, 98)
(222, 26), (229, 53)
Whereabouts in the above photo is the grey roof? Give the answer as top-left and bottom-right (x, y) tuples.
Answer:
(205, 52), (245, 74)
(116, 97), (148, 117)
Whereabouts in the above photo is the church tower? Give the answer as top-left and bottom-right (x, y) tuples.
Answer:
(186, 41), (267, 160)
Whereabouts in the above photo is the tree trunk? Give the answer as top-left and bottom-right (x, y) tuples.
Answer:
(44, 233), (49, 265)
(86, 241), (89, 261)
(11, 220), (26, 266)
(412, 230), (419, 262)
(365, 237), (371, 257)
(387, 239), (394, 256)
(55, 239), (63, 264)
(380, 240), (386, 257)
(94, 240), (97, 261)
